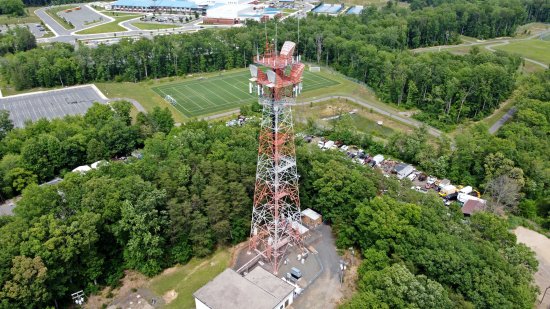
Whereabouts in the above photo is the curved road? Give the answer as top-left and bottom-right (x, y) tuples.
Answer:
(414, 28), (550, 69)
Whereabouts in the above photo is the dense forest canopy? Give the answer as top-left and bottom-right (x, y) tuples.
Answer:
(0, 100), (543, 308)
(0, 0), (25, 16)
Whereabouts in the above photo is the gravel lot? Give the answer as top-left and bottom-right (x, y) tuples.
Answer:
(0, 23), (48, 38)
(514, 227), (550, 308)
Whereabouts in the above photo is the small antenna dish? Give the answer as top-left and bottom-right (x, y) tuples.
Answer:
(249, 64), (258, 78)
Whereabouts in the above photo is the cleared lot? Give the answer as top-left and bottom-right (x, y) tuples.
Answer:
(0, 85), (108, 127)
(514, 227), (550, 308)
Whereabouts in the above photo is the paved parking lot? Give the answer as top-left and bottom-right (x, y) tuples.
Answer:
(58, 5), (106, 30)
(0, 85), (108, 127)
(0, 23), (48, 38)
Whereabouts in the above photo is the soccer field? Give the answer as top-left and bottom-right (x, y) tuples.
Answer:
(151, 70), (339, 118)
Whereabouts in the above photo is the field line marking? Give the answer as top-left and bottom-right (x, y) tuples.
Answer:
(173, 86), (213, 109)
(155, 87), (196, 116)
(156, 86), (202, 112)
(193, 82), (240, 106)
(199, 80), (243, 102)
(179, 84), (221, 109)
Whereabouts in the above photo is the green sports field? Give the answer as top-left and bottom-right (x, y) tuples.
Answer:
(151, 70), (339, 118)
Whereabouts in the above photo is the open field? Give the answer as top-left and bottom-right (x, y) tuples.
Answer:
(131, 22), (179, 30)
(152, 70), (339, 118)
(493, 39), (550, 65)
(0, 7), (42, 25)
(45, 5), (78, 30)
(148, 249), (230, 309)
(294, 98), (415, 139)
(75, 14), (141, 34)
(514, 22), (550, 39)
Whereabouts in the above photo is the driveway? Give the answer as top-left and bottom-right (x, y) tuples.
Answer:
(293, 224), (344, 309)
(489, 107), (517, 134)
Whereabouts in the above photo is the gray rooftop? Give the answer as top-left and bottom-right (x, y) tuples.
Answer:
(244, 266), (295, 301)
(394, 163), (411, 173)
(193, 268), (293, 309)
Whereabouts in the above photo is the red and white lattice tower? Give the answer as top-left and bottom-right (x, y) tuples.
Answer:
(248, 40), (305, 275)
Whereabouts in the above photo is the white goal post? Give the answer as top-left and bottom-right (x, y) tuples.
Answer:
(309, 66), (321, 72)
(165, 94), (177, 106)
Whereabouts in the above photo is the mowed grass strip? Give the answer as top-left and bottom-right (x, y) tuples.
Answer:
(151, 70), (339, 118)
(131, 22), (179, 30)
(75, 14), (141, 34)
(148, 249), (230, 309)
(493, 39), (550, 65)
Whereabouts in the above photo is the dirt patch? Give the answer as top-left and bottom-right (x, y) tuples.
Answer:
(160, 265), (179, 276)
(85, 270), (149, 309)
(513, 226), (550, 308)
(163, 290), (177, 304)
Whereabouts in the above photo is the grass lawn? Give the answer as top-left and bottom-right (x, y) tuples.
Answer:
(148, 249), (230, 309)
(294, 98), (413, 139)
(45, 5), (78, 30)
(0, 7), (42, 25)
(493, 39), (550, 65)
(151, 70), (339, 118)
(75, 14), (141, 34)
(131, 22), (179, 30)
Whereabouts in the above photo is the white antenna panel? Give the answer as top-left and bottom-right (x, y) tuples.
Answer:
(280, 41), (296, 57)
(267, 70), (277, 84)
(249, 64), (258, 78)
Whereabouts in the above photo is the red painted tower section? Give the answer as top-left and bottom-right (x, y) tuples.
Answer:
(248, 40), (305, 274)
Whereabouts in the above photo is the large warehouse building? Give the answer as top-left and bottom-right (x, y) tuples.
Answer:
(194, 267), (296, 309)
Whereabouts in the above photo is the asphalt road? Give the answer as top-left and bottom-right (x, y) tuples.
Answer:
(293, 224), (343, 309)
(35, 6), (71, 36)
(489, 107), (517, 134)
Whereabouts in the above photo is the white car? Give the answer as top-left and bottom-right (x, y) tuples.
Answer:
(317, 141), (324, 148)
(407, 173), (417, 181)
(341, 145), (349, 151)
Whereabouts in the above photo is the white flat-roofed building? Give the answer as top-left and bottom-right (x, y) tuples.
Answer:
(301, 208), (322, 227)
(194, 267), (295, 309)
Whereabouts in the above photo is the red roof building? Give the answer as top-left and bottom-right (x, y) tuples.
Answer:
(462, 199), (486, 216)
